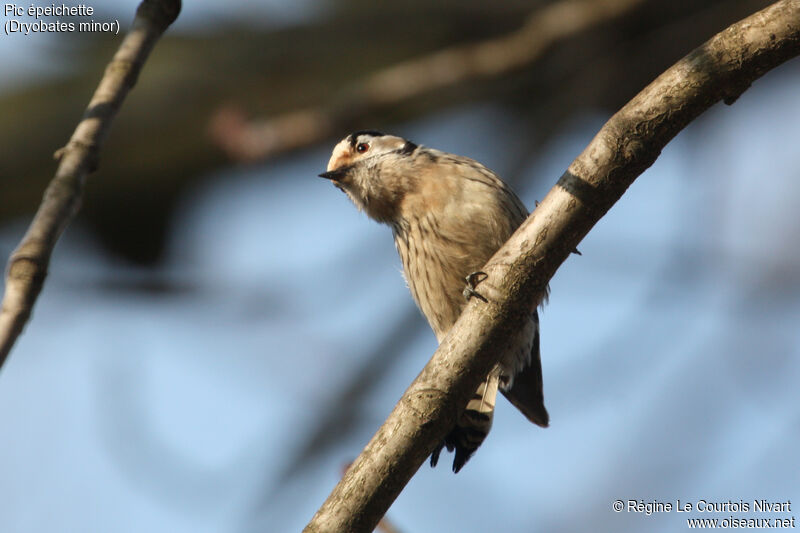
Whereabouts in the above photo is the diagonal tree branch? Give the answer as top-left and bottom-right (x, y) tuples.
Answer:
(0, 0), (181, 368)
(304, 1), (800, 531)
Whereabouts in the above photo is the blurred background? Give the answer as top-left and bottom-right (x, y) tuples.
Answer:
(1, 0), (799, 532)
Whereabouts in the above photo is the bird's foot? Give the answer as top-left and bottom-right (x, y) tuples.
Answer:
(463, 271), (488, 303)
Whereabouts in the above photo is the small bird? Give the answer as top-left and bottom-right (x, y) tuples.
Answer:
(320, 131), (548, 472)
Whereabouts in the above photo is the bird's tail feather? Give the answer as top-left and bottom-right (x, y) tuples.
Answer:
(430, 368), (500, 473)
(501, 323), (549, 427)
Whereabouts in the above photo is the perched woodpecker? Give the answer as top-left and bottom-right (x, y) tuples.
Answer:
(320, 131), (548, 472)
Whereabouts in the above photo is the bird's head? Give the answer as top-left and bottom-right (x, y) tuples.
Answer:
(320, 130), (418, 223)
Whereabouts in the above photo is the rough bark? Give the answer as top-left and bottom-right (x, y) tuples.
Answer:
(0, 0), (181, 368)
(304, 1), (800, 531)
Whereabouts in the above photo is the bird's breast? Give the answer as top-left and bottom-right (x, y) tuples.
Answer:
(392, 216), (477, 340)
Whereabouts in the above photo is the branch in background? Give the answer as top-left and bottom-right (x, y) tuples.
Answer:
(0, 0), (181, 369)
(208, 0), (646, 161)
(303, 2), (800, 531)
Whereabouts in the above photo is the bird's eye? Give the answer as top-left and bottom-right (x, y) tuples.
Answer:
(356, 142), (370, 154)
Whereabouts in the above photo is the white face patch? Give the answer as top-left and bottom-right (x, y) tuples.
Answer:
(326, 133), (410, 173)
(326, 138), (354, 172)
(321, 131), (419, 223)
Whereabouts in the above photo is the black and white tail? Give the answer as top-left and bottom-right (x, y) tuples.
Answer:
(430, 368), (501, 473)
(430, 312), (548, 472)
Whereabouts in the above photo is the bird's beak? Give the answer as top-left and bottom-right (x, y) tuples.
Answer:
(318, 167), (349, 181)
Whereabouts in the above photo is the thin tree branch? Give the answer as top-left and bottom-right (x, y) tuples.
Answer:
(304, 1), (800, 531)
(209, 0), (646, 161)
(0, 0), (181, 368)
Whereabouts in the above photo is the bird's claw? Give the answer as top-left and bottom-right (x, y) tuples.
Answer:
(463, 271), (488, 302)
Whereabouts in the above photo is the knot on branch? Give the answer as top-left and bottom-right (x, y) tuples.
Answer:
(53, 140), (100, 173)
(7, 254), (47, 287)
(721, 79), (752, 105)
